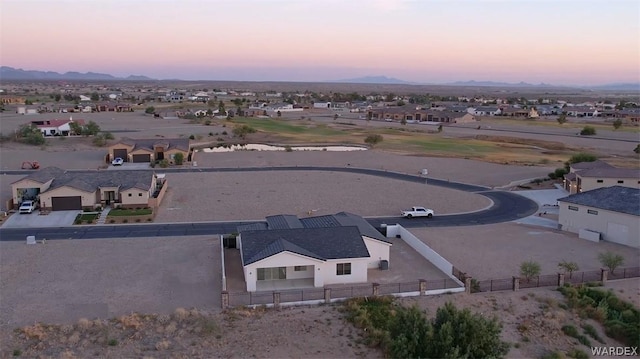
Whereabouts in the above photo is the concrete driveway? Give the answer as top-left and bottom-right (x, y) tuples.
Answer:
(1, 210), (81, 228)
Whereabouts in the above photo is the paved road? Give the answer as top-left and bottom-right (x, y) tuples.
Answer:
(0, 167), (538, 241)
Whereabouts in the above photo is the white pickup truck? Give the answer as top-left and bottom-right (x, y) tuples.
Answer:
(19, 200), (37, 214)
(401, 206), (434, 219)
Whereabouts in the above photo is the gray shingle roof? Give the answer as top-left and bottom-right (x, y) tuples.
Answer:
(558, 186), (640, 216)
(578, 168), (640, 179)
(14, 167), (153, 193)
(571, 160), (614, 171)
(240, 226), (370, 265)
(266, 215), (303, 229)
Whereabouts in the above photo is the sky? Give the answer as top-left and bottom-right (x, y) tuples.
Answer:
(1, 0), (639, 86)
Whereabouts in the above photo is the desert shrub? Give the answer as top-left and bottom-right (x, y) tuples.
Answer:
(159, 159), (170, 168)
(17, 124), (45, 145)
(634, 144), (640, 154)
(580, 126), (596, 136)
(107, 338), (118, 346)
(109, 219), (115, 224)
(204, 120), (211, 126)
(558, 260), (579, 278)
(568, 349), (589, 359)
(135, 218), (141, 223)
(75, 219), (82, 225)
(343, 298), (508, 358)
(612, 119), (622, 129)
(222, 130), (228, 135)
(189, 134), (195, 140)
(581, 323), (604, 343)
(284, 145), (293, 152)
(12, 349), (21, 357)
(232, 124), (256, 139)
(145, 106), (155, 114)
(364, 134), (383, 146)
(122, 219), (128, 223)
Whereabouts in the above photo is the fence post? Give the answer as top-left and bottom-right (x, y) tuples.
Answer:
(221, 291), (229, 309)
(600, 268), (608, 284)
(273, 292), (281, 310)
(512, 277), (520, 291)
(419, 279), (427, 295)
(557, 273), (565, 287)
(324, 287), (331, 304)
(372, 283), (379, 297)
(464, 277), (472, 294)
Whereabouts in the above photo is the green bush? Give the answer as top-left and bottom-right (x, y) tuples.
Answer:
(520, 261), (541, 282)
(173, 152), (184, 165)
(344, 298), (509, 358)
(364, 134), (383, 146)
(159, 159), (169, 168)
(580, 126), (596, 136)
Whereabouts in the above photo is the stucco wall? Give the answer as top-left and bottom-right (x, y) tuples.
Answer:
(362, 236), (391, 269)
(559, 202), (640, 248)
(580, 177), (640, 192)
(39, 186), (96, 208)
(120, 188), (150, 207)
(244, 252), (324, 292)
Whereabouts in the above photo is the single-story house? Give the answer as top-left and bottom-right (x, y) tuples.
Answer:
(107, 138), (193, 164)
(558, 186), (639, 248)
(236, 212), (392, 292)
(563, 160), (640, 194)
(11, 166), (167, 211)
(30, 118), (85, 136)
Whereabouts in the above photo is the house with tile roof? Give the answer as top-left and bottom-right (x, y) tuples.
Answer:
(236, 212), (392, 292)
(563, 160), (640, 194)
(30, 118), (86, 136)
(107, 137), (192, 164)
(11, 167), (166, 211)
(558, 186), (639, 248)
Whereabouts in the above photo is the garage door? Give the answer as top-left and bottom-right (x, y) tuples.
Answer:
(113, 149), (128, 162)
(51, 196), (82, 211)
(132, 154), (151, 163)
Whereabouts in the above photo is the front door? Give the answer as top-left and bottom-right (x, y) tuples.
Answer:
(106, 191), (115, 205)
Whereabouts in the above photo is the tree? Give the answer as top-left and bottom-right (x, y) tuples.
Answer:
(54, 94), (62, 102)
(635, 144), (640, 154)
(90, 92), (100, 101)
(17, 124), (45, 145)
(612, 119), (623, 130)
(24, 99), (33, 105)
(598, 251), (624, 274)
(558, 260), (579, 278)
(437, 124), (443, 133)
(364, 134), (383, 146)
(580, 125), (596, 136)
(173, 152), (184, 165)
(84, 121), (100, 136)
(277, 110), (282, 118)
(400, 118), (407, 126)
(557, 112), (567, 125)
(145, 106), (155, 114)
(69, 121), (82, 136)
(232, 124), (256, 139)
(520, 261), (541, 282)
(333, 113), (338, 121)
(218, 100), (226, 114)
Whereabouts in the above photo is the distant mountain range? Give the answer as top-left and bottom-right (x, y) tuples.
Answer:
(1, 67), (637, 91)
(0, 66), (154, 81)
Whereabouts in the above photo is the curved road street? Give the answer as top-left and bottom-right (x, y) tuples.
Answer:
(0, 167), (539, 241)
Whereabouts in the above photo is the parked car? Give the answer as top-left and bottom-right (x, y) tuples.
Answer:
(19, 200), (37, 214)
(112, 157), (124, 166)
(401, 206), (434, 219)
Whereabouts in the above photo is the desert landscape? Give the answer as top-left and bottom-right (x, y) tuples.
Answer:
(0, 80), (639, 359)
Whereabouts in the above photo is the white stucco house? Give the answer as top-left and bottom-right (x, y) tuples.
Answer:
(30, 118), (85, 136)
(237, 212), (392, 292)
(558, 186), (639, 248)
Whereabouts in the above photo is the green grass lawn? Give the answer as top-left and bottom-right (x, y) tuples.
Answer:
(108, 208), (153, 216)
(75, 213), (99, 222)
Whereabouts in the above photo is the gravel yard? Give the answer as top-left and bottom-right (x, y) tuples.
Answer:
(154, 171), (491, 222)
(0, 236), (220, 329)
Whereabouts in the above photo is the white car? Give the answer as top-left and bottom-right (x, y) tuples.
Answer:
(19, 200), (37, 214)
(112, 157), (124, 166)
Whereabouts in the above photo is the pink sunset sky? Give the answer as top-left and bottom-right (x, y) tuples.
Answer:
(1, 0), (638, 86)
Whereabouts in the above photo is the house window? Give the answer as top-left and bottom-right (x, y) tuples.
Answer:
(587, 209), (598, 215)
(257, 267), (286, 281)
(128, 193), (132, 197)
(294, 266), (307, 272)
(596, 180), (603, 183)
(568, 205), (579, 211)
(617, 180), (624, 184)
(138, 193), (143, 196)
(336, 263), (351, 276)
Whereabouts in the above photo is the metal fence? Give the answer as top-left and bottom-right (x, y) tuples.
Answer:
(472, 267), (640, 293)
(227, 278), (462, 307)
